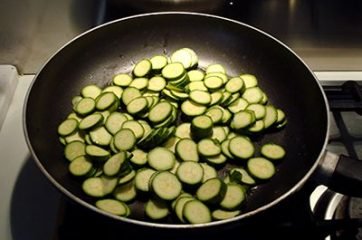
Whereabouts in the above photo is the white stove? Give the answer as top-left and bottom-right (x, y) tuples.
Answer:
(1, 65), (361, 239)
(0, 71), (61, 240)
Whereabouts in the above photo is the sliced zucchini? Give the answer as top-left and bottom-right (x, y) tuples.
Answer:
(219, 183), (245, 210)
(225, 77), (244, 93)
(176, 138), (199, 162)
(81, 85), (102, 99)
(242, 87), (263, 104)
(175, 196), (194, 222)
(129, 77), (149, 91)
(204, 76), (223, 91)
(145, 198), (169, 220)
(148, 76), (166, 92)
(198, 138), (221, 157)
(171, 48), (194, 69)
(134, 168), (156, 192)
(188, 69), (205, 82)
(200, 163), (218, 183)
(150, 55), (168, 72)
(162, 62), (185, 80)
(113, 180), (137, 202)
(188, 81), (208, 92)
(82, 177), (106, 197)
(96, 199), (128, 216)
(206, 64), (226, 74)
(221, 139), (234, 159)
(64, 131), (85, 144)
(260, 143), (286, 160)
(85, 145), (110, 161)
(113, 73), (133, 87)
(162, 136), (180, 152)
(230, 110), (256, 130)
(58, 118), (78, 136)
(206, 107), (224, 124)
(149, 101), (173, 123)
(240, 74), (258, 88)
(126, 97), (148, 115)
(227, 98), (249, 113)
(210, 91), (224, 106)
(130, 149), (148, 167)
(196, 178), (226, 204)
(181, 100), (207, 116)
(246, 103), (266, 120)
(147, 147), (176, 171)
(69, 155), (93, 177)
(247, 120), (265, 133)
(102, 85), (123, 99)
(211, 126), (227, 143)
(151, 171), (182, 201)
(212, 209), (241, 220)
(64, 140), (86, 161)
(103, 151), (127, 177)
(113, 129), (136, 151)
(133, 59), (152, 77)
(183, 200), (211, 224)
(229, 167), (256, 185)
(118, 170), (136, 185)
(176, 161), (203, 186)
(228, 136), (255, 160)
(96, 92), (118, 111)
(105, 112), (128, 135)
(121, 120), (144, 140)
(121, 87), (142, 106)
(175, 123), (192, 139)
(189, 90), (211, 105)
(79, 113), (103, 130)
(191, 116), (212, 139)
(247, 157), (276, 180)
(263, 105), (278, 129)
(89, 126), (112, 146)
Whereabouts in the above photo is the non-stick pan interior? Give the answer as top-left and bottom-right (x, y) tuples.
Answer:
(25, 13), (328, 224)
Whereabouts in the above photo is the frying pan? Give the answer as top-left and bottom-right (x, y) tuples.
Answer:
(23, 12), (362, 228)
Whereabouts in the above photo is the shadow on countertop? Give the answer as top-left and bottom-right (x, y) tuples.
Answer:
(10, 156), (61, 240)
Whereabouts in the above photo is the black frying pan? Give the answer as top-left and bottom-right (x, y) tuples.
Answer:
(23, 12), (362, 228)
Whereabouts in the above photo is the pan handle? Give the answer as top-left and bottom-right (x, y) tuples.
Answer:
(317, 151), (362, 197)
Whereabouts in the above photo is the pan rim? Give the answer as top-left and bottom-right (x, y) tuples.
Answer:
(22, 11), (330, 228)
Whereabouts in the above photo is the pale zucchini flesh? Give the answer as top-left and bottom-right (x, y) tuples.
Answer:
(57, 47), (288, 225)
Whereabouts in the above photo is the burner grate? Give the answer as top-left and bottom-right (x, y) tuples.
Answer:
(324, 81), (362, 159)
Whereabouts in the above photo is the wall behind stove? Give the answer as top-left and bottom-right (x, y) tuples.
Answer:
(0, 0), (104, 74)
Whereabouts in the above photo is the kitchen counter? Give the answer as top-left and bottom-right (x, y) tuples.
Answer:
(0, 75), (61, 240)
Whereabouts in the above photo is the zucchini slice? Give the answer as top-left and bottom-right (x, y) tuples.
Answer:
(261, 143), (286, 160)
(96, 199), (128, 216)
(147, 147), (176, 171)
(151, 171), (182, 201)
(176, 161), (204, 186)
(183, 200), (211, 224)
(176, 138), (199, 162)
(145, 198), (169, 220)
(247, 157), (276, 180)
(196, 178), (226, 204)
(228, 136), (255, 160)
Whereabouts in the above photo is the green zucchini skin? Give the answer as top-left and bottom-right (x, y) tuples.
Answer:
(57, 47), (287, 224)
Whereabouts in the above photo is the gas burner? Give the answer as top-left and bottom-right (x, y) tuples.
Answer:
(311, 187), (362, 240)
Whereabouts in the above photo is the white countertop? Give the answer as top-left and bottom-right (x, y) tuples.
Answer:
(0, 75), (61, 240)
(1, 71), (360, 239)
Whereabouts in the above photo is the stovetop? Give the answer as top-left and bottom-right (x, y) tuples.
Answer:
(1, 1), (362, 239)
(0, 71), (361, 240)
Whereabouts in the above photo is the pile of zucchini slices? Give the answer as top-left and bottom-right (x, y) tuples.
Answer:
(57, 48), (287, 224)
